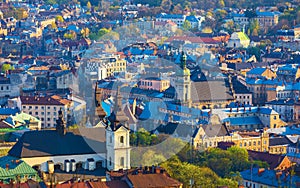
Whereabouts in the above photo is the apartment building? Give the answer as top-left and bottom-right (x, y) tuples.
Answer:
(18, 95), (73, 129)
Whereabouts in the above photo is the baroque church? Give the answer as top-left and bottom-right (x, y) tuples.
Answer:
(7, 87), (131, 173)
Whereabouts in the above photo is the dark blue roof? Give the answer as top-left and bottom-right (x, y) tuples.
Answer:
(247, 67), (266, 75)
(0, 108), (19, 115)
(156, 14), (185, 19)
(241, 168), (300, 187)
(139, 101), (209, 122)
(186, 16), (199, 22)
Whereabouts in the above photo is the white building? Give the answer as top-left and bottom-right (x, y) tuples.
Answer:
(18, 95), (73, 129)
(227, 32), (250, 48)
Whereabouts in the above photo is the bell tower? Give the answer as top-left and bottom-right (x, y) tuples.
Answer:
(174, 51), (191, 107)
(105, 86), (130, 171)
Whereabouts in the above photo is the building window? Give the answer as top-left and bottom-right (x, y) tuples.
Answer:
(120, 157), (124, 166)
(35, 106), (38, 109)
(109, 157), (112, 166)
(110, 135), (112, 143)
(35, 112), (38, 115)
(253, 141), (256, 146)
(47, 118), (50, 121)
(244, 142), (247, 147)
(274, 116), (277, 120)
(120, 136), (124, 144)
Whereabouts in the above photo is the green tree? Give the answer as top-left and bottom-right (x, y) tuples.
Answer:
(182, 20), (192, 31)
(87, 1), (92, 9)
(218, 0), (225, 8)
(161, 0), (172, 12)
(250, 19), (259, 36)
(247, 47), (261, 61)
(1, 63), (13, 72)
(141, 150), (166, 166)
(80, 27), (90, 38)
(227, 146), (250, 172)
(161, 156), (238, 188)
(55, 15), (64, 23)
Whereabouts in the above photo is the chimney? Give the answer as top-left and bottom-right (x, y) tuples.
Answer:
(258, 168), (265, 176)
(6, 164), (9, 171)
(151, 165), (155, 174)
(276, 171), (282, 179)
(155, 167), (161, 174)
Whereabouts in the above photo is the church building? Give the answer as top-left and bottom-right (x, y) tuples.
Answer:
(8, 88), (131, 173)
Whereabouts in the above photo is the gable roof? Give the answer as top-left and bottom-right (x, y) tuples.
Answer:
(248, 150), (288, 169)
(8, 128), (106, 158)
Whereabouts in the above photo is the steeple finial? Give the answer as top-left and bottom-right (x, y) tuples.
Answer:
(180, 51), (187, 69)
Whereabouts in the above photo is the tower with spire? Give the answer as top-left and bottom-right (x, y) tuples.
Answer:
(174, 51), (192, 107)
(105, 86), (130, 171)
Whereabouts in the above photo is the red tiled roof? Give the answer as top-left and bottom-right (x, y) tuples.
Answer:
(56, 180), (129, 188)
(88, 180), (129, 188)
(127, 173), (182, 188)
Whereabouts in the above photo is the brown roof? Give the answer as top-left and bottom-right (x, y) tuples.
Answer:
(127, 173), (182, 188)
(88, 181), (129, 188)
(248, 150), (288, 169)
(20, 96), (72, 106)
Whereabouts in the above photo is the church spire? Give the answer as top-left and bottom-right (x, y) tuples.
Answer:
(180, 50), (187, 69)
(108, 86), (129, 130)
(95, 82), (107, 120)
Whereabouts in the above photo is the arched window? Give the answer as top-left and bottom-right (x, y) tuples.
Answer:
(120, 136), (124, 144)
